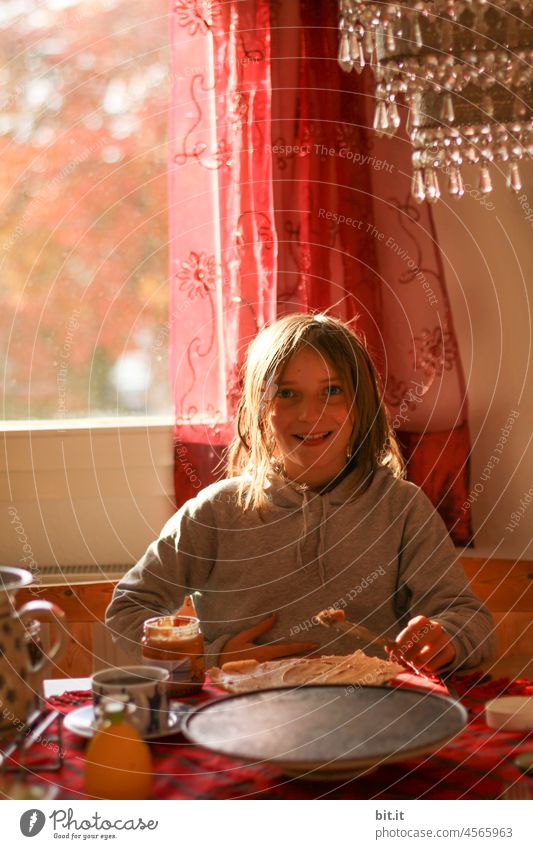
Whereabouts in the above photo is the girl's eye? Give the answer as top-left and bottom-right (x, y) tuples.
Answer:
(276, 386), (342, 399)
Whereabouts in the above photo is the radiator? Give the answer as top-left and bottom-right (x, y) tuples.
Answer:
(39, 563), (133, 584)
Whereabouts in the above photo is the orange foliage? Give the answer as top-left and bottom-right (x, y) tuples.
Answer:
(0, 0), (169, 418)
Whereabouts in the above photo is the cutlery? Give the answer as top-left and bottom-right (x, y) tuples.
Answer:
(0, 708), (62, 772)
(316, 612), (440, 683)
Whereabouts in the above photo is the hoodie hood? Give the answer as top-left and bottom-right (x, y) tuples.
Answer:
(264, 464), (384, 587)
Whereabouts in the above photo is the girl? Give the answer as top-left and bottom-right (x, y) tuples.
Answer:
(106, 314), (495, 673)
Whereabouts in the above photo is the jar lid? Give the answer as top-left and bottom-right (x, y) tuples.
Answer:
(143, 614), (200, 639)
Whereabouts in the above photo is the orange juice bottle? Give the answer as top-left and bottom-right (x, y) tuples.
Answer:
(84, 698), (152, 800)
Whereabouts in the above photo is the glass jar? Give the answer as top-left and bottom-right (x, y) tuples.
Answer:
(141, 614), (205, 698)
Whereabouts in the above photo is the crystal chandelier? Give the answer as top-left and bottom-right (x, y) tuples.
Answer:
(337, 0), (533, 202)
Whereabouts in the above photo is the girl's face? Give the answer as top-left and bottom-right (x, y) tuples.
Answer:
(268, 345), (355, 488)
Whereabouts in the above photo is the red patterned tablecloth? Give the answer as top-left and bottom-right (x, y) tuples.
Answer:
(17, 673), (533, 800)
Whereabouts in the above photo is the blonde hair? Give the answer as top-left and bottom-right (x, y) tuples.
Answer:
(226, 313), (404, 509)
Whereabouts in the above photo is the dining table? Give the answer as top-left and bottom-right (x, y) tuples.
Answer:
(2, 667), (533, 801)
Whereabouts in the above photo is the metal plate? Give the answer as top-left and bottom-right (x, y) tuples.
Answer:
(182, 685), (467, 780)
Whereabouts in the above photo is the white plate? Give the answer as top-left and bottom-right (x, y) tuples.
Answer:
(64, 704), (187, 740)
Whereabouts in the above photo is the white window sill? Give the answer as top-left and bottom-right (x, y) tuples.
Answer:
(1, 415), (175, 433)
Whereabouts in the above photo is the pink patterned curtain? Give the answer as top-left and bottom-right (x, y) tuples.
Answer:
(169, 0), (277, 500)
(169, 0), (472, 545)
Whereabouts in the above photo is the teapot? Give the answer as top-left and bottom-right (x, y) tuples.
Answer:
(0, 567), (67, 740)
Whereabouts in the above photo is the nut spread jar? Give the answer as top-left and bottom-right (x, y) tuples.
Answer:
(141, 614), (205, 697)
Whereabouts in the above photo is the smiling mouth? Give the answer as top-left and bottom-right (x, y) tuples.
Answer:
(293, 430), (333, 445)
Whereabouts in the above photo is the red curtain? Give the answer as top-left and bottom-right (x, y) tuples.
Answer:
(169, 0), (472, 545)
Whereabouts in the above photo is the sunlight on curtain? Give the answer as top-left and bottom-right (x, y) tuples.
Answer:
(169, 0), (277, 500)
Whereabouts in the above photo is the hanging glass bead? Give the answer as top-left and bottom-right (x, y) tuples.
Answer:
(424, 168), (441, 203)
(413, 18), (423, 49)
(497, 145), (509, 161)
(446, 0), (456, 19)
(353, 41), (366, 74)
(447, 166), (460, 195)
(338, 31), (352, 72)
(441, 94), (455, 124)
(363, 29), (374, 57)
(373, 101), (390, 134)
(411, 169), (425, 203)
(386, 28), (396, 53)
(456, 168), (465, 198)
(348, 30), (359, 64)
(374, 55), (385, 82)
(388, 99), (401, 130)
(478, 164), (492, 194)
(412, 150), (423, 170)
(482, 95), (494, 118)
(406, 98), (421, 134)
(506, 161), (522, 192)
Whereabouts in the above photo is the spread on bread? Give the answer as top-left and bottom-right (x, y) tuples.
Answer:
(209, 651), (403, 693)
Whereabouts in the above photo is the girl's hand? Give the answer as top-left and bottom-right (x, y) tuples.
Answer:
(393, 615), (456, 673)
(219, 612), (319, 667)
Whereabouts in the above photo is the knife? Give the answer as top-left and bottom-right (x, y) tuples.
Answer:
(316, 612), (440, 682)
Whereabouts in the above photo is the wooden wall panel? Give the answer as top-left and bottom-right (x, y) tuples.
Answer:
(460, 557), (533, 612)
(10, 562), (533, 679)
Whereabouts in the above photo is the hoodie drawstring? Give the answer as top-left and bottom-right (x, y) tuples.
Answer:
(296, 490), (309, 572)
(317, 497), (327, 587)
(295, 490), (327, 587)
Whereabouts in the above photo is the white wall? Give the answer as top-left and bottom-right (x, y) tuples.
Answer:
(433, 161), (533, 559)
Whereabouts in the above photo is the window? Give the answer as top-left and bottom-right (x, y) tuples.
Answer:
(1, 0), (171, 420)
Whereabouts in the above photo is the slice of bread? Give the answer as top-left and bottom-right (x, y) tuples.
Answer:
(209, 651), (403, 693)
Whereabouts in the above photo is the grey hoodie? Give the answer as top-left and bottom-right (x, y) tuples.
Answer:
(106, 466), (496, 670)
